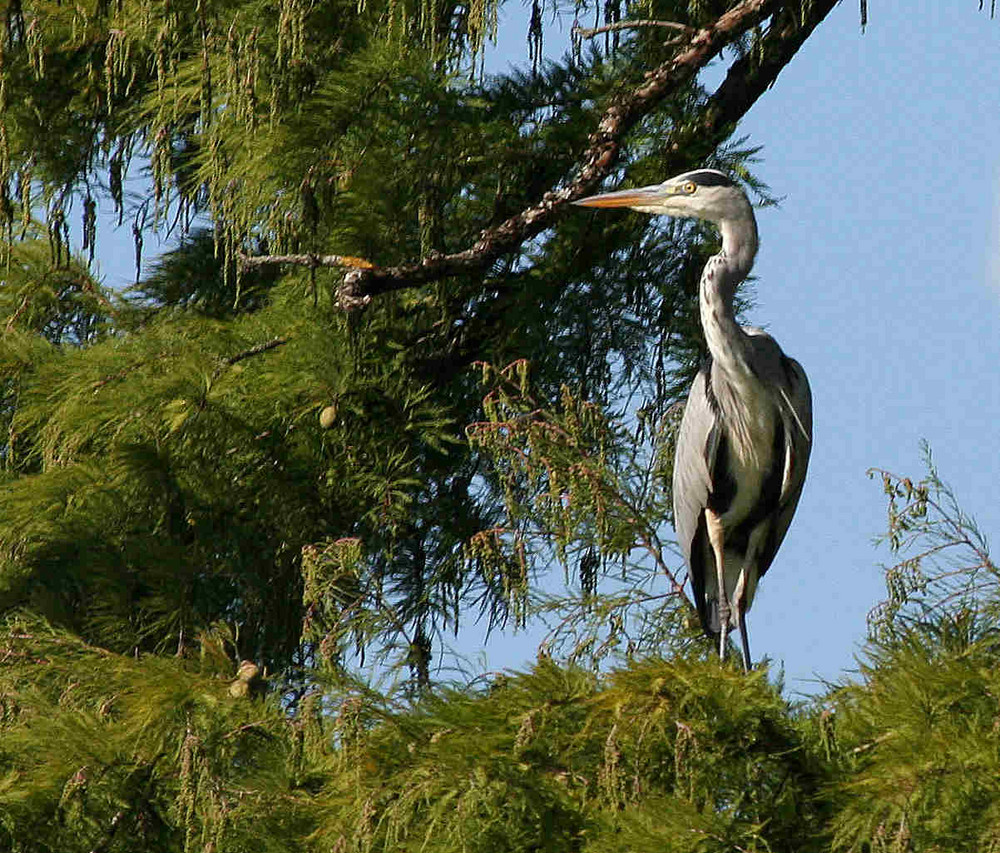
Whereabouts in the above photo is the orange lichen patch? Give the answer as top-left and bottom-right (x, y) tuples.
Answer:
(337, 255), (375, 269)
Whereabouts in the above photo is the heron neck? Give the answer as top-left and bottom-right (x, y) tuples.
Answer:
(699, 215), (758, 375)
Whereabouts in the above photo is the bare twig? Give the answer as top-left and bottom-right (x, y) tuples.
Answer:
(223, 336), (288, 367)
(852, 731), (896, 755)
(222, 720), (272, 739)
(90, 337), (288, 392)
(4, 292), (32, 333)
(572, 19), (692, 40)
(91, 360), (151, 391)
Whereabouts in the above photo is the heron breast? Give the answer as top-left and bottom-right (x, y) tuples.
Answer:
(718, 383), (778, 526)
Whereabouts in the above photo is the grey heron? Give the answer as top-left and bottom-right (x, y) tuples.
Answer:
(574, 169), (812, 669)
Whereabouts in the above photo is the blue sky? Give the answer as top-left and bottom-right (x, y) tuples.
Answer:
(470, 1), (1000, 691)
(727, 2), (1000, 689)
(86, 2), (1000, 691)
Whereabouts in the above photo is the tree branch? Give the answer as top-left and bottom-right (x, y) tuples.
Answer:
(571, 19), (692, 40)
(238, 252), (373, 272)
(242, 0), (838, 311)
(90, 337), (288, 392)
(693, 3), (838, 142)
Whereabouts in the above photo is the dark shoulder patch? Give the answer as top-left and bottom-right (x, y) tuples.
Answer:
(706, 430), (737, 516)
(780, 355), (799, 388)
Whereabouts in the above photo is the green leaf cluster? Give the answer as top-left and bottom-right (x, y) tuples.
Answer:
(0, 619), (837, 853)
(3, 0), (998, 849)
(829, 625), (1000, 853)
(0, 615), (308, 853)
(0, 0), (766, 687)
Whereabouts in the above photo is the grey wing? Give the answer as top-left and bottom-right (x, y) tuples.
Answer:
(671, 363), (722, 628)
(757, 355), (812, 579)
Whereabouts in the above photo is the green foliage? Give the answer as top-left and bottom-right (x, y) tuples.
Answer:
(0, 0), (771, 688)
(0, 280), (484, 670)
(867, 442), (998, 637)
(308, 655), (830, 853)
(0, 617), (834, 853)
(6, 0), (999, 849)
(828, 623), (1000, 853)
(816, 451), (1000, 853)
(466, 358), (697, 666)
(1, 446), (999, 851)
(0, 614), (309, 853)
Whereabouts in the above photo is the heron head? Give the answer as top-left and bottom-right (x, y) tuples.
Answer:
(573, 169), (751, 225)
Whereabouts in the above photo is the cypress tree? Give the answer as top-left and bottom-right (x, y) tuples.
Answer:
(7, 2), (997, 851)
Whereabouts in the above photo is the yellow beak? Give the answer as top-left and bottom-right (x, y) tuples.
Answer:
(572, 183), (676, 213)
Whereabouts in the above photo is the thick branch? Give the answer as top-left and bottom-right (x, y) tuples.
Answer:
(338, 0), (785, 304)
(695, 3), (838, 141)
(395, 3), (840, 378)
(245, 0), (838, 310)
(238, 252), (373, 271)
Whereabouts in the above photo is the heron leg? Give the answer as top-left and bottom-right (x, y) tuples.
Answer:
(737, 606), (751, 672)
(704, 509), (730, 661)
(732, 526), (768, 671)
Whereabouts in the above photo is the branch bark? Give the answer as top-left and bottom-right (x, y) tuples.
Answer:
(238, 252), (373, 272)
(244, 0), (839, 310)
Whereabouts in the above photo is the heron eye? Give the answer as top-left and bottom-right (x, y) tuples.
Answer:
(684, 181), (697, 194)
